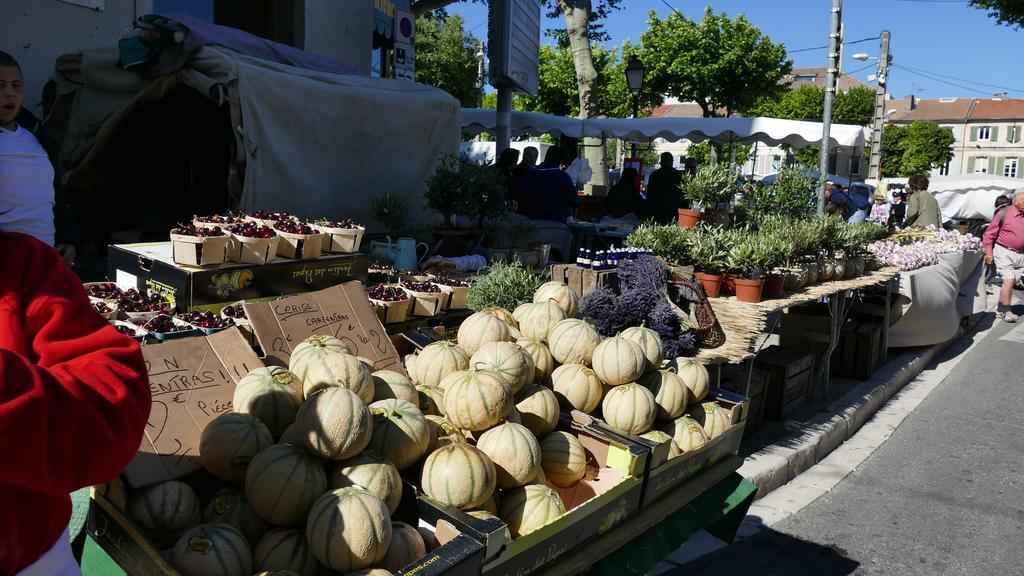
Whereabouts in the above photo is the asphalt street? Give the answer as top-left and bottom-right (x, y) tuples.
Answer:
(671, 315), (1024, 576)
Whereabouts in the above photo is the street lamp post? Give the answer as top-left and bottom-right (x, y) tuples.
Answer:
(625, 55), (645, 161)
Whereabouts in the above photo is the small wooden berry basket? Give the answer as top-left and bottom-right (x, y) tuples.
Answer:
(140, 314), (199, 342)
(430, 277), (471, 311)
(90, 299), (119, 320)
(228, 234), (280, 265)
(400, 281), (445, 317)
(275, 230), (323, 260)
(244, 212), (294, 228)
(170, 231), (231, 267)
(314, 221), (366, 254)
(367, 285), (412, 324)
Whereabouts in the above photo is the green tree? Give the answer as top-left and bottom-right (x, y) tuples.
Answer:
(880, 121), (955, 177)
(414, 13), (482, 107)
(639, 7), (792, 118)
(970, 0), (1024, 28)
(686, 141), (751, 167)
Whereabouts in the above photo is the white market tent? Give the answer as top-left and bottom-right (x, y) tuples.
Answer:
(927, 174), (1024, 221)
(460, 109), (868, 150)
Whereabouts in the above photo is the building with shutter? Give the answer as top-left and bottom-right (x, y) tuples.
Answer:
(887, 96), (1024, 179)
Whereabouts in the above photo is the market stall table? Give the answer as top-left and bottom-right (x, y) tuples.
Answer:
(888, 250), (985, 347)
(568, 222), (635, 256)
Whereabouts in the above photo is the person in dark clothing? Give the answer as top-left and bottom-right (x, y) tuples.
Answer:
(508, 146), (538, 209)
(495, 148), (519, 208)
(606, 167), (644, 219)
(518, 146), (578, 223)
(888, 190), (907, 228)
(645, 152), (683, 224)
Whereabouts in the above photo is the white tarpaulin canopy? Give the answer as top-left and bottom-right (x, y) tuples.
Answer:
(461, 109), (867, 150)
(925, 174), (1024, 221)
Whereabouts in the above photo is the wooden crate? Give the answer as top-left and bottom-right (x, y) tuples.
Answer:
(834, 322), (882, 381)
(550, 264), (618, 298)
(755, 346), (815, 421)
(718, 365), (768, 436)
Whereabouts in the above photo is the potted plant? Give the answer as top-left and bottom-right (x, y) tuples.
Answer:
(689, 228), (729, 297)
(425, 154), (507, 255)
(682, 164), (738, 229)
(626, 223), (692, 265)
(754, 229), (794, 300)
(492, 221), (543, 267)
(726, 235), (764, 303)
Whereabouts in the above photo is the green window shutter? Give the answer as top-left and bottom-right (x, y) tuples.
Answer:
(970, 127), (979, 141)
(992, 127), (999, 142)
(1013, 127), (1022, 143)
(996, 157), (1005, 175)
(967, 157), (976, 172)
(989, 157), (997, 174)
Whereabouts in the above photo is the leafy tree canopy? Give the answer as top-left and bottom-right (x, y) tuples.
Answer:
(880, 121), (956, 178)
(970, 0), (1024, 28)
(415, 13), (482, 107)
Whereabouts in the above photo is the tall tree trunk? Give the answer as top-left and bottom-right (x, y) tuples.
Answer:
(559, 0), (608, 187)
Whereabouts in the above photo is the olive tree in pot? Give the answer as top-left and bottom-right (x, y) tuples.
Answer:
(757, 230), (795, 299)
(726, 235), (764, 303)
(425, 154), (507, 255)
(689, 228), (730, 298)
(681, 164), (738, 229)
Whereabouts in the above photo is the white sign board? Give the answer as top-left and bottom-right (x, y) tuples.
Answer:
(488, 0), (541, 96)
(394, 42), (415, 81)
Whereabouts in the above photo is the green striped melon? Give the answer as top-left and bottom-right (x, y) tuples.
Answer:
(245, 444), (328, 525)
(621, 326), (665, 373)
(415, 385), (445, 416)
(476, 422), (542, 489)
(551, 364), (603, 413)
(639, 370), (689, 421)
(289, 335), (355, 383)
(171, 522), (252, 576)
(539, 431), (587, 487)
(199, 412), (274, 483)
(404, 353), (418, 379)
(457, 312), (513, 356)
(476, 493), (499, 515)
(547, 319), (602, 366)
(411, 341), (469, 387)
(441, 370), (514, 432)
(234, 367), (304, 438)
(533, 281), (578, 317)
(591, 335), (647, 386)
(329, 452), (403, 514)
(296, 386), (372, 460)
(420, 443), (497, 509)
(640, 430), (682, 459)
(372, 369), (418, 404)
(126, 480), (201, 546)
(367, 399), (430, 470)
(663, 415), (709, 453)
(203, 487), (271, 547)
(671, 358), (710, 402)
(253, 528), (323, 576)
(530, 465), (548, 486)
(470, 341), (535, 394)
(480, 306), (519, 329)
(601, 383), (657, 435)
(380, 521), (427, 572)
(517, 337), (554, 383)
(306, 488), (392, 572)
(514, 384), (560, 437)
(498, 484), (566, 538)
(278, 422), (302, 446)
(424, 414), (467, 453)
(687, 401), (731, 439)
(514, 301), (567, 341)
(300, 351), (373, 403)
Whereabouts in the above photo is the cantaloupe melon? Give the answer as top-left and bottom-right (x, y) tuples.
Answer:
(514, 301), (566, 341)
(457, 312), (513, 356)
(300, 351), (374, 403)
(415, 385), (445, 416)
(289, 335), (355, 383)
(516, 337), (554, 383)
(591, 335), (647, 386)
(306, 488), (392, 572)
(203, 487), (271, 547)
(234, 367), (304, 438)
(470, 341), (534, 394)
(480, 306), (519, 329)
(663, 415), (709, 453)
(533, 281), (578, 317)
(514, 384), (560, 437)
(278, 422), (302, 446)
(372, 370), (418, 404)
(424, 414), (467, 453)
(411, 341), (469, 387)
(621, 326), (665, 373)
(171, 523), (252, 576)
(367, 399), (430, 470)
(671, 358), (710, 402)
(329, 452), (403, 514)
(687, 401), (731, 439)
(420, 443), (496, 510)
(245, 445), (328, 525)
(640, 430), (682, 459)
(551, 364), (603, 413)
(476, 493), (500, 515)
(539, 431), (587, 487)
(639, 370), (689, 421)
(253, 528), (323, 576)
(601, 383), (657, 435)
(498, 484), (566, 538)
(547, 319), (601, 366)
(441, 370), (514, 432)
(476, 422), (542, 489)
(126, 480), (201, 546)
(199, 412), (274, 483)
(296, 386), (372, 460)
(379, 521), (427, 571)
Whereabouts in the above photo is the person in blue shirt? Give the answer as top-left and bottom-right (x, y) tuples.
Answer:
(517, 146), (578, 223)
(844, 184), (870, 223)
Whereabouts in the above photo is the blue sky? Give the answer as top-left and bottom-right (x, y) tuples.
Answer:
(445, 0), (1023, 100)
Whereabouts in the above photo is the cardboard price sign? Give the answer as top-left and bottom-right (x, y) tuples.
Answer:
(245, 281), (404, 374)
(124, 328), (262, 488)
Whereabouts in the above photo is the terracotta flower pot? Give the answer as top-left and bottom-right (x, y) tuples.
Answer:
(677, 208), (702, 229)
(695, 271), (724, 298)
(734, 278), (765, 303)
(762, 273), (785, 300)
(722, 273), (737, 297)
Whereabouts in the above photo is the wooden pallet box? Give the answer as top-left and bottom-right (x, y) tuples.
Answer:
(755, 346), (815, 421)
(835, 321), (882, 381)
(550, 264), (618, 298)
(718, 365), (768, 436)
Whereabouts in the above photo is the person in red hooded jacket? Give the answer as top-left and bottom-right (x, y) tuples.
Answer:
(0, 232), (150, 575)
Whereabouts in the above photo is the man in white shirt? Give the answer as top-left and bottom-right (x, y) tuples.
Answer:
(1, 50), (76, 263)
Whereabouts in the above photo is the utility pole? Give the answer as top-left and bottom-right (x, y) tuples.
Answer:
(866, 30), (892, 184)
(818, 0), (842, 214)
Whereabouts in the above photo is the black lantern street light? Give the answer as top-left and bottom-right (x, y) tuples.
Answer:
(625, 55), (645, 159)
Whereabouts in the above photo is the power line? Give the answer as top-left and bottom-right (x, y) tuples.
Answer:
(659, 0), (684, 17)
(846, 63), (875, 75)
(896, 63), (1024, 94)
(788, 35), (880, 54)
(891, 64), (993, 96)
